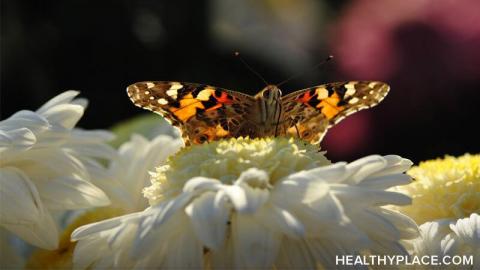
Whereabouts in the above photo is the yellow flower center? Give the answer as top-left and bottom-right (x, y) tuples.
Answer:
(144, 137), (330, 206)
(26, 207), (125, 269)
(393, 154), (479, 224)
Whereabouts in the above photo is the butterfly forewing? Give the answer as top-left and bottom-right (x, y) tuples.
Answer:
(127, 81), (256, 144)
(280, 81), (389, 144)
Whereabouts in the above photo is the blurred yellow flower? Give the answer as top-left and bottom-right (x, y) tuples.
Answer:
(393, 154), (480, 225)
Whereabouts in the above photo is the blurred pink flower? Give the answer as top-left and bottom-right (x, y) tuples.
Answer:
(326, 0), (480, 160)
(332, 0), (480, 81)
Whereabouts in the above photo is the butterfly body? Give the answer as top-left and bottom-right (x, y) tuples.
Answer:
(127, 81), (389, 145)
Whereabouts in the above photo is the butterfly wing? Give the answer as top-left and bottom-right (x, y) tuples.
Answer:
(280, 81), (389, 144)
(127, 81), (256, 144)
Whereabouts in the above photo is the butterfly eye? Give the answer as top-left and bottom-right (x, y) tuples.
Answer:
(262, 91), (270, 98)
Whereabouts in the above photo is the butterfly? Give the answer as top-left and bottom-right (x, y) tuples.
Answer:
(127, 81), (389, 145)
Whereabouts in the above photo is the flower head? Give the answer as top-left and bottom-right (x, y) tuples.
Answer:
(25, 133), (183, 267)
(72, 137), (418, 269)
(144, 137), (329, 204)
(412, 213), (479, 269)
(0, 91), (114, 249)
(393, 154), (479, 225)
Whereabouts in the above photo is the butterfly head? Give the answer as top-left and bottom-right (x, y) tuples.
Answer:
(255, 85), (282, 103)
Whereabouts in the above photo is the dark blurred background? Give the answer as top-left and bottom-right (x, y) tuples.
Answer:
(2, 0), (479, 163)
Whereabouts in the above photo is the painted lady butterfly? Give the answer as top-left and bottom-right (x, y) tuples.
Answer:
(127, 81), (389, 145)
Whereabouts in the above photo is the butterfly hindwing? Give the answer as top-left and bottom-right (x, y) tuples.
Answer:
(280, 81), (389, 144)
(127, 81), (255, 144)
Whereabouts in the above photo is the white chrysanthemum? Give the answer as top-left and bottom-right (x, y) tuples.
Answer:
(0, 91), (115, 249)
(72, 137), (418, 269)
(412, 213), (479, 269)
(25, 133), (183, 268)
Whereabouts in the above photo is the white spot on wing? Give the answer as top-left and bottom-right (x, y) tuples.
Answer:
(368, 82), (377, 88)
(316, 87), (328, 99)
(197, 88), (214, 101)
(169, 82), (183, 91)
(166, 89), (178, 97)
(158, 98), (168, 105)
(146, 82), (155, 88)
(345, 88), (356, 97)
(349, 97), (359, 104)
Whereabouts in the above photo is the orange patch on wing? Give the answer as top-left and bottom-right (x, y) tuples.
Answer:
(214, 92), (234, 104)
(170, 94), (205, 122)
(318, 93), (345, 119)
(215, 124), (229, 137)
(193, 124), (230, 144)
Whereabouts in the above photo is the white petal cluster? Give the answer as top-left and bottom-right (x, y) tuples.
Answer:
(412, 213), (479, 269)
(72, 143), (418, 269)
(97, 134), (183, 212)
(0, 91), (115, 249)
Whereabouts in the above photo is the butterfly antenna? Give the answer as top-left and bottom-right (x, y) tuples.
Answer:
(235, 51), (269, 86)
(276, 55), (334, 87)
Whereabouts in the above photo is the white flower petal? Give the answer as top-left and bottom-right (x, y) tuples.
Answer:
(183, 177), (222, 193)
(333, 185), (412, 206)
(345, 155), (388, 184)
(135, 212), (203, 269)
(306, 239), (359, 268)
(218, 185), (248, 212)
(0, 128), (36, 153)
(285, 162), (348, 184)
(37, 176), (110, 209)
(72, 212), (143, 240)
(274, 239), (316, 269)
(152, 191), (197, 226)
(231, 214), (282, 269)
(0, 110), (49, 134)
(235, 167), (270, 188)
(255, 205), (305, 238)
(210, 237), (235, 269)
(36, 90), (80, 114)
(7, 147), (90, 182)
(185, 191), (229, 250)
(39, 103), (85, 129)
(358, 173), (411, 189)
(414, 219), (452, 256)
(71, 97), (88, 108)
(73, 235), (109, 270)
(0, 167), (41, 224)
(370, 155), (413, 177)
(67, 143), (117, 160)
(450, 213), (480, 244)
(378, 208), (419, 239)
(0, 168), (58, 249)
